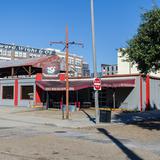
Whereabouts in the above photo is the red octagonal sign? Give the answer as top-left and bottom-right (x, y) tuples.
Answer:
(93, 78), (101, 90)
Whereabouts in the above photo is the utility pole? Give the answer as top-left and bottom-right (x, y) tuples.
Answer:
(65, 26), (69, 119)
(50, 25), (83, 119)
(90, 0), (99, 123)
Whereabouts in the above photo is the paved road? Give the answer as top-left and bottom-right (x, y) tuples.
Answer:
(0, 107), (159, 160)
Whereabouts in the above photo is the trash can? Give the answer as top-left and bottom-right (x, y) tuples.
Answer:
(99, 110), (111, 123)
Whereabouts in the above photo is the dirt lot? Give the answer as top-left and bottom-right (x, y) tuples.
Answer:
(0, 108), (159, 160)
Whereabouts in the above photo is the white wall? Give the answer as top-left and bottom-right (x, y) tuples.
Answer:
(117, 49), (160, 77)
(117, 49), (139, 74)
(150, 78), (160, 110)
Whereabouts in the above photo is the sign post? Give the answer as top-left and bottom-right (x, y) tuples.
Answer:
(90, 0), (99, 123)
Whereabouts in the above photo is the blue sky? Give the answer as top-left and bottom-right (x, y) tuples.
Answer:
(0, 0), (158, 72)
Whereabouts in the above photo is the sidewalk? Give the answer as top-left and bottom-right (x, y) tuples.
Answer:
(0, 107), (96, 128)
(0, 106), (160, 128)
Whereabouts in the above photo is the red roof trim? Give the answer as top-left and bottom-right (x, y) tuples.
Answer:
(102, 73), (140, 78)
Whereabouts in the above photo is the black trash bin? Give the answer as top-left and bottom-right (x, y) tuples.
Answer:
(99, 110), (111, 123)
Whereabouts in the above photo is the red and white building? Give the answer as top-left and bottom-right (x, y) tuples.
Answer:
(0, 54), (159, 111)
(0, 43), (159, 111)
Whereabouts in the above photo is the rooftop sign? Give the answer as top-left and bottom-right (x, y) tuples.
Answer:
(0, 42), (56, 55)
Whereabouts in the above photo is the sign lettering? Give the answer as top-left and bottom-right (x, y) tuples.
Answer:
(0, 42), (55, 55)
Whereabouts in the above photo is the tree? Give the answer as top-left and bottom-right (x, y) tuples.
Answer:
(122, 7), (160, 74)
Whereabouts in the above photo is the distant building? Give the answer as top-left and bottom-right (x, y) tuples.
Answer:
(117, 48), (160, 77)
(0, 42), (54, 60)
(101, 64), (118, 76)
(53, 50), (88, 77)
(82, 62), (90, 77)
(90, 72), (102, 78)
(0, 42), (90, 77)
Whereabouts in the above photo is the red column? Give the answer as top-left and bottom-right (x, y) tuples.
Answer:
(146, 75), (150, 110)
(140, 76), (143, 112)
(14, 79), (18, 106)
(35, 73), (42, 104)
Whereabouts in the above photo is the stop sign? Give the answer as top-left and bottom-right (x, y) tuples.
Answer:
(93, 78), (101, 90)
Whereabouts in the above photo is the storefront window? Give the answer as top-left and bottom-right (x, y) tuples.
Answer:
(21, 85), (34, 100)
(2, 86), (14, 99)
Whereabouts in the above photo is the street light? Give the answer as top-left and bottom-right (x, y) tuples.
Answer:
(90, 0), (99, 123)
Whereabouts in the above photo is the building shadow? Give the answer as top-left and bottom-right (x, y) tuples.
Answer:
(113, 110), (160, 130)
(128, 119), (160, 130)
(97, 128), (143, 160)
(81, 109), (96, 124)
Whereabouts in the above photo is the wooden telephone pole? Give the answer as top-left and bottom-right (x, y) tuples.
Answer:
(65, 26), (69, 119)
(50, 25), (83, 119)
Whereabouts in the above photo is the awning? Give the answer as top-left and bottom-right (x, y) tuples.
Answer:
(36, 80), (93, 91)
(102, 79), (135, 87)
(36, 78), (135, 91)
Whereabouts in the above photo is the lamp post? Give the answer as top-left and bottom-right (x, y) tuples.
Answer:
(90, 0), (99, 123)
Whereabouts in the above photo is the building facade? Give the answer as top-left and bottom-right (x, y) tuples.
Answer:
(1, 43), (160, 111)
(101, 64), (118, 76)
(117, 49), (160, 77)
(0, 42), (90, 77)
(0, 55), (159, 111)
(82, 62), (90, 77)
(0, 42), (54, 60)
(52, 50), (89, 77)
